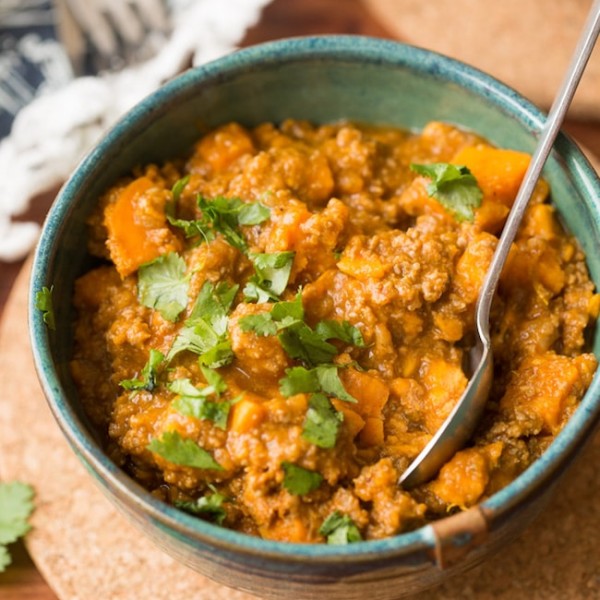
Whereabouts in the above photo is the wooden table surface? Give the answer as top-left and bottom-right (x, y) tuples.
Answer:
(0, 0), (599, 598)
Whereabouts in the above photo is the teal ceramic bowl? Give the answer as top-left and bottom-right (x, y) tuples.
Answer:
(30, 36), (600, 599)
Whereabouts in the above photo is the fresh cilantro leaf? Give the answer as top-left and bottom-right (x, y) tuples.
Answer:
(237, 202), (271, 225)
(172, 175), (190, 202)
(280, 365), (357, 403)
(279, 366), (320, 396)
(35, 286), (55, 330)
(302, 393), (344, 449)
(170, 370), (230, 429)
(167, 281), (238, 367)
(315, 365), (357, 403)
(0, 546), (10, 572)
(138, 252), (189, 321)
(175, 488), (229, 525)
(278, 322), (337, 365)
(167, 194), (269, 251)
(319, 511), (362, 545)
(281, 462), (323, 495)
(0, 482), (35, 572)
(172, 396), (231, 429)
(120, 349), (165, 392)
(238, 312), (279, 336)
(244, 252), (295, 303)
(148, 431), (223, 470)
(239, 293), (304, 336)
(410, 162), (483, 222)
(199, 365), (227, 396)
(189, 281), (238, 331)
(315, 320), (365, 347)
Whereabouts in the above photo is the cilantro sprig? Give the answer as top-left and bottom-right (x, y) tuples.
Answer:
(167, 281), (238, 368)
(147, 431), (223, 470)
(120, 349), (165, 392)
(170, 366), (231, 429)
(175, 485), (229, 525)
(281, 462), (323, 495)
(0, 482), (35, 572)
(35, 286), (55, 330)
(244, 252), (295, 303)
(301, 393), (344, 449)
(410, 162), (483, 222)
(138, 252), (189, 321)
(167, 184), (270, 252)
(319, 511), (362, 545)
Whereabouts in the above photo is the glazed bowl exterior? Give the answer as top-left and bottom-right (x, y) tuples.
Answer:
(30, 36), (600, 600)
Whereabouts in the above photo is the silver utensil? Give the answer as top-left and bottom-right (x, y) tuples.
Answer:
(400, 0), (600, 489)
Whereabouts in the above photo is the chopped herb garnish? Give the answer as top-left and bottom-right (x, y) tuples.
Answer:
(319, 511), (362, 545)
(169, 368), (231, 429)
(167, 281), (238, 367)
(278, 323), (338, 366)
(147, 431), (223, 470)
(410, 162), (483, 222)
(168, 195), (270, 252)
(281, 462), (323, 495)
(315, 320), (365, 348)
(302, 393), (344, 449)
(138, 252), (189, 321)
(171, 175), (190, 202)
(35, 286), (55, 330)
(175, 486), (229, 525)
(280, 364), (357, 403)
(243, 251), (295, 303)
(120, 349), (165, 392)
(0, 482), (35, 572)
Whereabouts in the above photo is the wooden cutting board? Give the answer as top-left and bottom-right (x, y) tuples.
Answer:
(1, 261), (600, 599)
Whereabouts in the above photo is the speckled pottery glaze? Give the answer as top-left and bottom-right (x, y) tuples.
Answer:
(30, 36), (600, 600)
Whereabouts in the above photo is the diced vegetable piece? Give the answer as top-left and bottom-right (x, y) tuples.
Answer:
(331, 401), (365, 438)
(452, 232), (497, 305)
(229, 397), (267, 433)
(104, 177), (180, 277)
(427, 442), (503, 510)
(196, 123), (255, 171)
(339, 368), (390, 419)
(337, 255), (389, 280)
(453, 145), (531, 207)
(357, 417), (384, 447)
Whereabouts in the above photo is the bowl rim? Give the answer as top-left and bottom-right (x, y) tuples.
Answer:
(30, 34), (600, 564)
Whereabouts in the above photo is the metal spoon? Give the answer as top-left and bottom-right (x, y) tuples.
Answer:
(400, 0), (600, 489)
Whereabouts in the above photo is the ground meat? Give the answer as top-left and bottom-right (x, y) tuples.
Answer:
(71, 119), (598, 543)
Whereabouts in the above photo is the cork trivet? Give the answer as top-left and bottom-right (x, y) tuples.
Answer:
(363, 0), (600, 120)
(1, 261), (599, 599)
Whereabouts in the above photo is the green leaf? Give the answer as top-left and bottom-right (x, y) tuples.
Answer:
(238, 202), (270, 225)
(319, 511), (362, 545)
(278, 322), (337, 366)
(0, 546), (10, 572)
(148, 431), (223, 470)
(120, 349), (165, 392)
(138, 252), (189, 321)
(410, 162), (483, 222)
(315, 365), (358, 403)
(244, 252), (295, 303)
(0, 481), (35, 570)
(314, 320), (365, 347)
(238, 312), (279, 336)
(167, 281), (237, 367)
(302, 393), (344, 449)
(172, 396), (231, 430)
(279, 366), (321, 397)
(172, 175), (190, 202)
(35, 286), (55, 330)
(279, 365), (357, 403)
(239, 293), (304, 336)
(175, 489), (229, 525)
(281, 462), (323, 495)
(170, 371), (230, 430)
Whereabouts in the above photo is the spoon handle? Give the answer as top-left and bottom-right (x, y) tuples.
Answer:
(476, 0), (600, 336)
